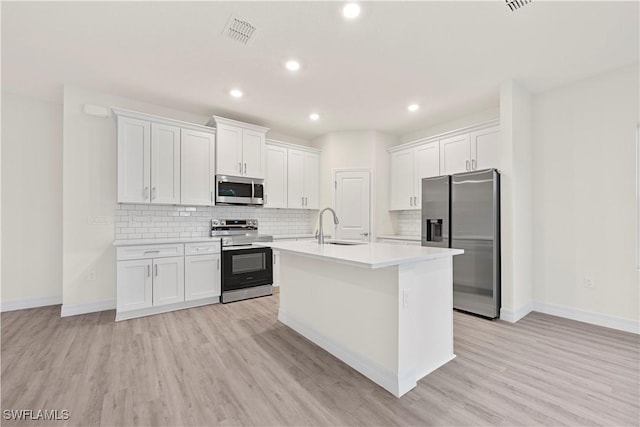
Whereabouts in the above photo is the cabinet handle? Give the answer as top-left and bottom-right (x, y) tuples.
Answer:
(305, 196), (308, 206)
(301, 196), (304, 207)
(147, 265), (150, 277)
(413, 196), (417, 206)
(273, 254), (276, 264)
(154, 264), (158, 277)
(144, 250), (160, 255)
(239, 162), (242, 174)
(472, 159), (476, 170)
(244, 163), (247, 175)
(151, 187), (156, 200)
(264, 194), (268, 204)
(144, 187), (150, 201)
(211, 191), (214, 202)
(217, 259), (220, 270)
(466, 160), (470, 171)
(410, 197), (413, 206)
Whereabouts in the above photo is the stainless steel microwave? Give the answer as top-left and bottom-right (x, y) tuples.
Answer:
(215, 175), (264, 206)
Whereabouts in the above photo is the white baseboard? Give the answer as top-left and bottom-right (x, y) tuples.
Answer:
(1, 296), (62, 312)
(115, 297), (219, 321)
(500, 301), (533, 323)
(532, 301), (639, 334)
(61, 298), (116, 317)
(279, 309), (408, 397)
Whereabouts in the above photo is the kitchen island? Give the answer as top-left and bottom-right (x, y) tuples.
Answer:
(264, 240), (463, 397)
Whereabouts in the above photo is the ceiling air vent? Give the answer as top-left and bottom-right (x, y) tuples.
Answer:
(505, 0), (532, 12)
(222, 15), (256, 44)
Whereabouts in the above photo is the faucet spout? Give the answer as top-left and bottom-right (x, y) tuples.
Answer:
(317, 207), (339, 244)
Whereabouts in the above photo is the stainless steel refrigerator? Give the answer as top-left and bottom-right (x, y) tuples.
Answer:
(421, 169), (500, 318)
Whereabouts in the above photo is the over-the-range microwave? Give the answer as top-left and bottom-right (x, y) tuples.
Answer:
(215, 175), (264, 206)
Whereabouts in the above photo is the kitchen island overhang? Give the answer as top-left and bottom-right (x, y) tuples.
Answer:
(263, 241), (464, 397)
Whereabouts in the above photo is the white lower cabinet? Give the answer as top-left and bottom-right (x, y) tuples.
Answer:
(185, 254), (221, 300)
(152, 256), (185, 306)
(117, 259), (153, 312)
(273, 251), (281, 287)
(116, 241), (221, 320)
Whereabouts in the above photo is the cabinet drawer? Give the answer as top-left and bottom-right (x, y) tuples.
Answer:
(185, 242), (221, 256)
(116, 244), (184, 261)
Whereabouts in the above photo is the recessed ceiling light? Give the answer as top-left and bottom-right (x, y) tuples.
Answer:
(285, 60), (301, 71)
(309, 113), (320, 121)
(342, 3), (361, 19)
(230, 89), (243, 98)
(408, 104), (420, 112)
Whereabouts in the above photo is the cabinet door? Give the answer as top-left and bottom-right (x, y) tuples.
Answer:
(117, 259), (153, 312)
(216, 123), (243, 176)
(242, 129), (265, 179)
(440, 134), (471, 175)
(181, 129), (215, 206)
(414, 142), (440, 208)
(151, 123), (181, 204)
(265, 144), (288, 208)
(303, 151), (320, 209)
(287, 149), (305, 209)
(389, 149), (415, 210)
(471, 126), (501, 171)
(152, 256), (185, 306)
(117, 117), (151, 203)
(184, 254), (221, 301)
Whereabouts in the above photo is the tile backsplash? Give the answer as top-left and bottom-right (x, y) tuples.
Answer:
(115, 204), (317, 240)
(397, 210), (421, 236)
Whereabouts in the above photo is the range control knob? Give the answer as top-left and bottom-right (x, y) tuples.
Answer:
(212, 219), (220, 226)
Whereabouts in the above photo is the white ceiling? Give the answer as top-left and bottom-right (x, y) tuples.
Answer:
(2, 1), (638, 140)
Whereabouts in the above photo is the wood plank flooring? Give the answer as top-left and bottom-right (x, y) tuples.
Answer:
(1, 295), (638, 426)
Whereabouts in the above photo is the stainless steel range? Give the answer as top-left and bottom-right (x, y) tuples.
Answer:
(211, 219), (273, 303)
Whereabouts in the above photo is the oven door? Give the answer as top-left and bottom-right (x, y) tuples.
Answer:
(222, 246), (273, 292)
(216, 175), (264, 206)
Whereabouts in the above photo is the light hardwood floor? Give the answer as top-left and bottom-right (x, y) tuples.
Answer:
(1, 295), (638, 426)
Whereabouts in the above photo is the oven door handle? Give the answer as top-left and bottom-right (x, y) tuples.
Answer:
(251, 180), (255, 200)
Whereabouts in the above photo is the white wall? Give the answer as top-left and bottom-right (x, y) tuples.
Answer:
(499, 80), (534, 321)
(312, 131), (398, 238)
(531, 64), (640, 331)
(1, 92), (63, 310)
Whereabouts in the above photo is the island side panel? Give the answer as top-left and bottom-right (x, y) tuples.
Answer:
(398, 256), (455, 388)
(278, 252), (401, 395)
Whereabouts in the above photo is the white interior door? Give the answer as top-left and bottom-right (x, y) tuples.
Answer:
(335, 170), (371, 241)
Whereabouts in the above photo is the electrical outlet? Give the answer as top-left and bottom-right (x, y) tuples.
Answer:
(88, 270), (96, 281)
(129, 216), (135, 223)
(584, 276), (594, 289)
(403, 289), (410, 308)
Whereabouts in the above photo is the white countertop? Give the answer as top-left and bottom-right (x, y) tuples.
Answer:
(272, 234), (317, 240)
(113, 237), (221, 247)
(377, 235), (421, 242)
(262, 240), (463, 269)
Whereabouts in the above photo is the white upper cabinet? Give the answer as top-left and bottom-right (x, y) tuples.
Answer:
(439, 134), (471, 175)
(303, 151), (319, 209)
(287, 147), (319, 210)
(389, 149), (415, 211)
(115, 108), (216, 206)
(150, 123), (181, 205)
(440, 125), (501, 175)
(181, 129), (215, 206)
(213, 116), (269, 179)
(389, 142), (440, 211)
(470, 126), (501, 171)
(264, 143), (288, 208)
(117, 116), (151, 203)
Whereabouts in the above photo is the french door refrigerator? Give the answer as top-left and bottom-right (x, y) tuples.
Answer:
(421, 169), (500, 318)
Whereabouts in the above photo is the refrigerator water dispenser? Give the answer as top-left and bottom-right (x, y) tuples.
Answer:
(426, 219), (443, 242)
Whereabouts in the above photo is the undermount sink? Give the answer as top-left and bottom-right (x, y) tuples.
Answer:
(325, 240), (367, 246)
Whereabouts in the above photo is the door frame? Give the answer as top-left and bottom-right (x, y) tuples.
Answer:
(332, 168), (374, 241)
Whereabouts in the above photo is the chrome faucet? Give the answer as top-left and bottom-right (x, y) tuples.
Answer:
(317, 208), (339, 244)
